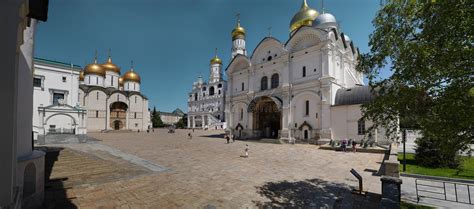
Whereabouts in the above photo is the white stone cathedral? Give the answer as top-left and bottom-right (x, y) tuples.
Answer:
(224, 0), (391, 144)
(33, 52), (151, 139)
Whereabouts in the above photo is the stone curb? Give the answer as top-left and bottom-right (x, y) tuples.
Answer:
(401, 173), (474, 184)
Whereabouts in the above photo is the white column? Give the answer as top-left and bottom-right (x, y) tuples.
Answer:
(187, 115), (191, 128)
(105, 97), (110, 130)
(201, 115), (205, 128)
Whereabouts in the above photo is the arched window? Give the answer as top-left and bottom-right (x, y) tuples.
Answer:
(302, 66), (306, 77)
(260, 76), (268, 91)
(240, 108), (244, 120)
(304, 130), (309, 139)
(194, 93), (198, 101)
(305, 100), (309, 116)
(209, 86), (215, 96)
(271, 74), (279, 88)
(218, 83), (222, 88)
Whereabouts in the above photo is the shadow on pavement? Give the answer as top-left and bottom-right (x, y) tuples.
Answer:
(39, 147), (78, 209)
(253, 178), (381, 209)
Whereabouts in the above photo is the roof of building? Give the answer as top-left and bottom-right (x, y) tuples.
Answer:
(172, 108), (185, 116)
(334, 85), (374, 106)
(78, 84), (148, 100)
(34, 57), (82, 70)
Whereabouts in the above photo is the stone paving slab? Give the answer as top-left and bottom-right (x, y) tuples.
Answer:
(40, 129), (386, 208)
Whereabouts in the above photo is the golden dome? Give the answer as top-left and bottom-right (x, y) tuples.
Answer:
(210, 55), (222, 65)
(119, 77), (124, 86)
(84, 58), (106, 77)
(79, 70), (84, 81)
(101, 57), (121, 74)
(232, 20), (246, 40)
(290, 0), (319, 32)
(122, 68), (141, 83)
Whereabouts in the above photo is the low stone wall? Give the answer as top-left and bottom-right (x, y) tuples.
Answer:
(380, 143), (402, 209)
(383, 143), (400, 178)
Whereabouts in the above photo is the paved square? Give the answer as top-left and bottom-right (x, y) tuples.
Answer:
(42, 129), (385, 208)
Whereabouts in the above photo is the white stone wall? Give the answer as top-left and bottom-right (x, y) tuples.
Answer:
(85, 74), (104, 86)
(33, 63), (81, 137)
(124, 81), (140, 92)
(104, 71), (119, 89)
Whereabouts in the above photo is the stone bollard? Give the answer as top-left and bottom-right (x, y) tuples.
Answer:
(380, 176), (402, 209)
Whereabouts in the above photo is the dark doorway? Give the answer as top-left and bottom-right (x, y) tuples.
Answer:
(252, 97), (281, 138)
(113, 120), (122, 130)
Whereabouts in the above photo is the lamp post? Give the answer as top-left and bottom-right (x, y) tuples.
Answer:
(402, 129), (407, 172)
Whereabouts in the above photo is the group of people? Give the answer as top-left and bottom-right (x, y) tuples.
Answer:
(340, 138), (357, 153)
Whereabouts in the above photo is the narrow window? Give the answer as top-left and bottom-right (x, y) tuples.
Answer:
(134, 112), (137, 119)
(358, 119), (365, 135)
(305, 100), (310, 116)
(111, 77), (114, 86)
(241, 82), (244, 91)
(62, 76), (67, 82)
(96, 110), (99, 118)
(117, 94), (119, 101)
(304, 130), (308, 139)
(194, 93), (198, 101)
(96, 92), (99, 100)
(302, 66), (306, 77)
(135, 96), (137, 103)
(267, 56), (272, 61)
(271, 74), (279, 88)
(261, 76), (268, 91)
(218, 90), (221, 94)
(240, 108), (243, 121)
(96, 77), (98, 84)
(134, 83), (136, 90)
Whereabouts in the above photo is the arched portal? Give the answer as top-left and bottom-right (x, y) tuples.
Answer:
(250, 96), (282, 138)
(110, 102), (128, 130)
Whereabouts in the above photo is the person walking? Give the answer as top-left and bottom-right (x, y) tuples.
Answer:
(352, 140), (357, 153)
(188, 132), (192, 139)
(226, 134), (230, 144)
(244, 144), (249, 158)
(231, 134), (235, 143)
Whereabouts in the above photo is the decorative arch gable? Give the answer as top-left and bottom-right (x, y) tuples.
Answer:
(226, 54), (251, 74)
(250, 37), (287, 65)
(285, 26), (327, 53)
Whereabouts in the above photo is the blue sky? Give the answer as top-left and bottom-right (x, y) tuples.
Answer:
(35, 0), (385, 112)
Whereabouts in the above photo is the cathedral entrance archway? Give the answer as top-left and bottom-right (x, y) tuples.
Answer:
(249, 96), (282, 139)
(110, 102), (128, 130)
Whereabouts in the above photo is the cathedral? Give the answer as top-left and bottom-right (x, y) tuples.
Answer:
(78, 53), (151, 131)
(224, 0), (390, 144)
(187, 51), (227, 129)
(33, 51), (151, 139)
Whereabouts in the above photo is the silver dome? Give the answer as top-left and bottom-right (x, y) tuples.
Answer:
(344, 34), (351, 42)
(313, 13), (337, 27)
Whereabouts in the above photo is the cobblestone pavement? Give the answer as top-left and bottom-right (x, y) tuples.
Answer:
(41, 129), (385, 208)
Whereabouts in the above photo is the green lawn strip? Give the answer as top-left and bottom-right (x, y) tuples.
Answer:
(398, 153), (474, 180)
(400, 201), (435, 209)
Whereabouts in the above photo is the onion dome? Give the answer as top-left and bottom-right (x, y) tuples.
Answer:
(290, 0), (319, 32)
(122, 62), (141, 83)
(313, 12), (337, 28)
(79, 70), (84, 81)
(84, 57), (106, 77)
(101, 56), (121, 74)
(210, 50), (222, 65)
(119, 77), (124, 86)
(231, 18), (246, 40)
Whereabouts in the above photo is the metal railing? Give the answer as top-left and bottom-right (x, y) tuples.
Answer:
(416, 178), (473, 205)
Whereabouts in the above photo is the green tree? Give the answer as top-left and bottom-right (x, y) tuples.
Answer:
(151, 106), (164, 128)
(358, 0), (473, 168)
(175, 115), (187, 129)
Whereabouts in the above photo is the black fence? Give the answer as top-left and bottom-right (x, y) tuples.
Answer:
(416, 178), (473, 205)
